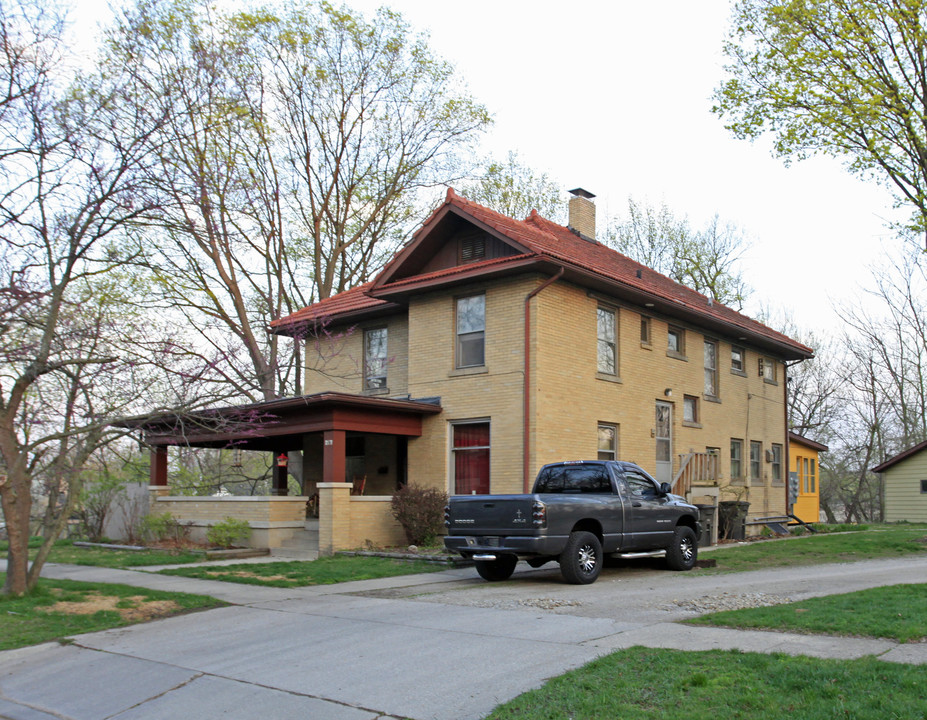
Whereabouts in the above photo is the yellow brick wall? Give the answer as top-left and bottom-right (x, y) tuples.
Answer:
(405, 276), (534, 495)
(531, 281), (789, 520)
(348, 497), (407, 548)
(302, 272), (791, 526)
(303, 314), (409, 397)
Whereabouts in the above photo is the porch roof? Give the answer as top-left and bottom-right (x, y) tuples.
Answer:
(123, 392), (442, 451)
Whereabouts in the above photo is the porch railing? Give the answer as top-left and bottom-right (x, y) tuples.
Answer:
(672, 451), (720, 497)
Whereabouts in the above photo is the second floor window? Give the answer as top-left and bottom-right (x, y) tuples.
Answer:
(364, 328), (388, 389)
(456, 294), (485, 368)
(704, 340), (718, 396)
(597, 307), (616, 374)
(731, 346), (745, 373)
(668, 325), (685, 356)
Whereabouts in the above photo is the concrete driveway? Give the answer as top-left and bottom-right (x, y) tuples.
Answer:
(2, 554), (926, 720)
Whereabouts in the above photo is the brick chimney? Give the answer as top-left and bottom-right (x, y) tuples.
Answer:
(568, 188), (596, 241)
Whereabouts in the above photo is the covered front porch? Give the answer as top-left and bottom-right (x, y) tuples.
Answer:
(135, 392), (442, 553)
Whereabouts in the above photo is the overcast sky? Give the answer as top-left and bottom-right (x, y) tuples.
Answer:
(73, 0), (908, 337)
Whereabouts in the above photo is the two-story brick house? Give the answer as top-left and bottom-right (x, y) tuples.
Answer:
(266, 187), (812, 548)
(135, 187), (811, 552)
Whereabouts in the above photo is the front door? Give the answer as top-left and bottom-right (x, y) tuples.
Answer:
(655, 401), (672, 485)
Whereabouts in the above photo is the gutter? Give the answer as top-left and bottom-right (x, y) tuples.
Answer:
(524, 267), (565, 492)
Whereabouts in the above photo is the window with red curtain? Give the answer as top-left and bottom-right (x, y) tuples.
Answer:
(452, 422), (490, 495)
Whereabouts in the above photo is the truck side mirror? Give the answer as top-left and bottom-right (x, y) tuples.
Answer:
(659, 482), (672, 496)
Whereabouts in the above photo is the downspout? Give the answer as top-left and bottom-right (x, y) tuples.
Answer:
(524, 268), (565, 492)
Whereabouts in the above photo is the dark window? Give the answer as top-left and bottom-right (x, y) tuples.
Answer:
(921, 480), (927, 494)
(460, 233), (486, 263)
(534, 465), (613, 494)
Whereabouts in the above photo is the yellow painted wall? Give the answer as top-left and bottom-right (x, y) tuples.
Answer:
(790, 441), (821, 523)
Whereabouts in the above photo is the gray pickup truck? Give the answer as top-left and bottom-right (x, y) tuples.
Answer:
(444, 460), (701, 584)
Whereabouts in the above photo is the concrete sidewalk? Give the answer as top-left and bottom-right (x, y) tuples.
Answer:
(1, 557), (925, 719)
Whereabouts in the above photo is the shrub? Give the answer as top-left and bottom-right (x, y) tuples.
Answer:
(206, 517), (252, 548)
(139, 512), (188, 544)
(390, 484), (448, 546)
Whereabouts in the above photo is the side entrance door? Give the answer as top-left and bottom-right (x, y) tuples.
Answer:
(655, 401), (673, 485)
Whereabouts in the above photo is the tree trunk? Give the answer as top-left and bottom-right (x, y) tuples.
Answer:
(1, 471), (32, 595)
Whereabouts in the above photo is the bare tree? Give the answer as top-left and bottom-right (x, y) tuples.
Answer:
(605, 198), (752, 310)
(0, 0), (195, 595)
(104, 0), (491, 402)
(460, 151), (565, 222)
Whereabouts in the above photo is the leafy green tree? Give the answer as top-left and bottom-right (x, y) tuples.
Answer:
(715, 0), (927, 243)
(460, 152), (564, 222)
(605, 198), (751, 310)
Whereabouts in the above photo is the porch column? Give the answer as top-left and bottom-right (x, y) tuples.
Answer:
(272, 452), (289, 496)
(322, 429), (347, 484)
(149, 445), (169, 498)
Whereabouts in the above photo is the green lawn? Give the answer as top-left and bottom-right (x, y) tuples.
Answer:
(486, 647), (927, 720)
(701, 524), (927, 573)
(0, 538), (205, 568)
(158, 555), (446, 587)
(687, 583), (927, 643)
(0, 575), (225, 651)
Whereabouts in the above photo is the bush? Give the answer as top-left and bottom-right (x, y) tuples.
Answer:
(206, 517), (252, 548)
(390, 484), (448, 546)
(139, 512), (188, 544)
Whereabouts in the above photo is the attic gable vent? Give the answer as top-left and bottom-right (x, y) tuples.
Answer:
(460, 233), (486, 263)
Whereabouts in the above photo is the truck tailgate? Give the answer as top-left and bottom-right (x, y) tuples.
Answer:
(446, 495), (538, 534)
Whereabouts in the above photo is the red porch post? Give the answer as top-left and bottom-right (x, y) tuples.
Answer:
(322, 429), (347, 484)
(150, 445), (168, 487)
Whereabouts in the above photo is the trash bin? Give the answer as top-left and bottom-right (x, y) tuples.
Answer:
(718, 501), (749, 541)
(694, 504), (716, 547)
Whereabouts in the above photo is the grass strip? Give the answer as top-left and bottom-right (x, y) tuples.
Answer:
(687, 583), (927, 643)
(0, 538), (205, 568)
(158, 554), (445, 587)
(0, 575), (225, 651)
(702, 524), (927, 573)
(486, 647), (927, 720)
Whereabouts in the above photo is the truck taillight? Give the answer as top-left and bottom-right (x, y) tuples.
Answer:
(444, 504), (451, 528)
(532, 501), (547, 528)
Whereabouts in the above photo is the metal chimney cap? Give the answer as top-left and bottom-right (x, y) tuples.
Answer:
(568, 188), (596, 199)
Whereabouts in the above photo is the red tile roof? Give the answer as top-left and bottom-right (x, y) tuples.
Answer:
(273, 188), (812, 358)
(270, 282), (397, 331)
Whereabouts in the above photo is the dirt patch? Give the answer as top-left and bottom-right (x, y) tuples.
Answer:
(40, 593), (181, 622)
(203, 570), (292, 581)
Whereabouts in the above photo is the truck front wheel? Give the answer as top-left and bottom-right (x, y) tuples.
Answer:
(475, 555), (517, 581)
(559, 531), (602, 584)
(666, 526), (698, 571)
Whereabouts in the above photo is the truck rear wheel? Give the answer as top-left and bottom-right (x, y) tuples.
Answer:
(475, 555), (517, 581)
(559, 531), (602, 584)
(666, 526), (698, 571)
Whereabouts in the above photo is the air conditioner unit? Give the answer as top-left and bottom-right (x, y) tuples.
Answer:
(765, 449), (774, 463)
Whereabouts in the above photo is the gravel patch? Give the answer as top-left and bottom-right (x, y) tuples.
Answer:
(663, 591), (790, 614)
